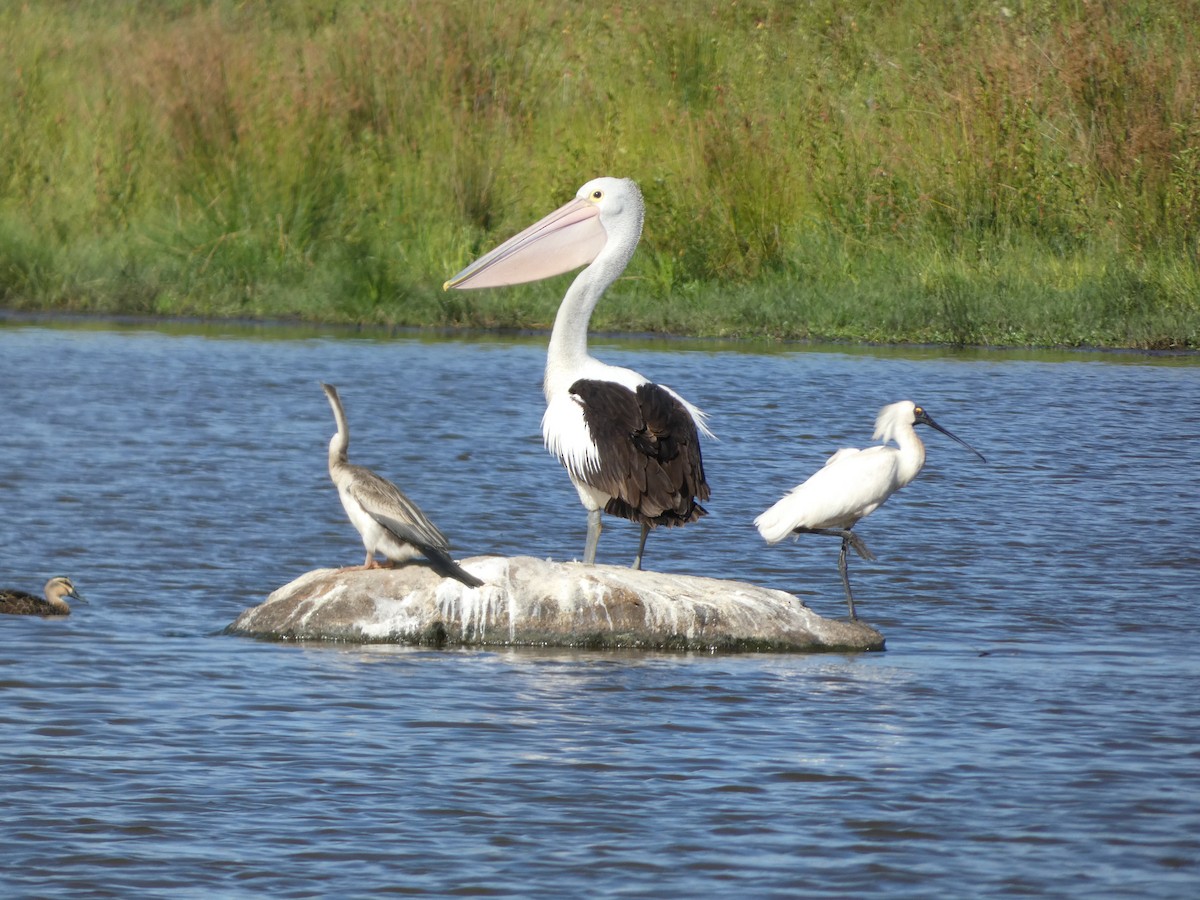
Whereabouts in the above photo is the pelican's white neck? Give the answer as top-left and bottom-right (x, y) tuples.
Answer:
(544, 266), (607, 398)
(544, 181), (643, 400)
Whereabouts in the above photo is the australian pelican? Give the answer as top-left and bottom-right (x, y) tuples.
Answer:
(445, 177), (711, 569)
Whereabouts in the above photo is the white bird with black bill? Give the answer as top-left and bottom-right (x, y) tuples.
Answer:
(755, 401), (985, 620)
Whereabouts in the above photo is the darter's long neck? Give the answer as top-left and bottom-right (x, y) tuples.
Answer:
(325, 393), (351, 468)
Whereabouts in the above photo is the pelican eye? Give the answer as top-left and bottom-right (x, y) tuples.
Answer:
(591, 189), (603, 200)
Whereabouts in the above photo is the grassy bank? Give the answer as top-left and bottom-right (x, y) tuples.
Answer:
(1, 0), (1197, 348)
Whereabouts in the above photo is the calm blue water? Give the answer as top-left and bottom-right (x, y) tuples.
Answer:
(2, 321), (1198, 897)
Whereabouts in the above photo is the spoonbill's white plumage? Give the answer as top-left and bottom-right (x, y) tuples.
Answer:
(321, 383), (483, 588)
(445, 177), (710, 569)
(0, 576), (86, 617)
(755, 401), (984, 619)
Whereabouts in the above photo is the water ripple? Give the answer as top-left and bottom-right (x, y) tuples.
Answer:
(1, 326), (1199, 897)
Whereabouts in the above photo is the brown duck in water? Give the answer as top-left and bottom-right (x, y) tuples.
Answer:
(0, 576), (86, 617)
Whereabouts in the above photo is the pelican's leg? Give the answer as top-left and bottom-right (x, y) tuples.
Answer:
(583, 509), (602, 565)
(838, 535), (858, 621)
(632, 523), (650, 571)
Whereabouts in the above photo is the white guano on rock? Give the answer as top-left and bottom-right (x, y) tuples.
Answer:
(227, 556), (885, 653)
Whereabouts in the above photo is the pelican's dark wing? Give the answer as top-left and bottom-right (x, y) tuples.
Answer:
(569, 379), (709, 528)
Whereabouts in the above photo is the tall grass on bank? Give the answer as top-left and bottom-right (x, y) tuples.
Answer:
(0, 0), (1197, 347)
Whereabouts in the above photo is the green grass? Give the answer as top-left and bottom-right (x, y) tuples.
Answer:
(1, 0), (1198, 348)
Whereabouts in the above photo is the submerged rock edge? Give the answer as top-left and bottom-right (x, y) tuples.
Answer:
(226, 556), (886, 654)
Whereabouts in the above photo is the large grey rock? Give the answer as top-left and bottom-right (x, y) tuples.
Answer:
(227, 556), (885, 653)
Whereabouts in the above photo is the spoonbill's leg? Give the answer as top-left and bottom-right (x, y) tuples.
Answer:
(805, 527), (875, 562)
(798, 527), (873, 620)
(838, 534), (859, 621)
(845, 530), (874, 562)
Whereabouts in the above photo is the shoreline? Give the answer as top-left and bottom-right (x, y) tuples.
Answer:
(4, 308), (1197, 359)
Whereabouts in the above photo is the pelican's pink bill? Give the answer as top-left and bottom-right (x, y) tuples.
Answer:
(443, 198), (607, 290)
